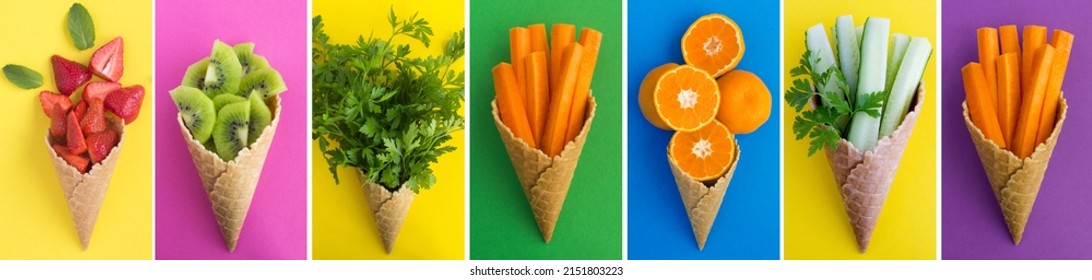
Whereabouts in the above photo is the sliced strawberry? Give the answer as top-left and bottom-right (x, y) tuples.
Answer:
(74, 100), (88, 121)
(39, 91), (72, 117)
(80, 98), (107, 134)
(86, 129), (118, 164)
(89, 37), (124, 82)
(83, 81), (120, 102)
(49, 104), (67, 138)
(51, 55), (92, 96)
(54, 144), (90, 173)
(104, 85), (145, 124)
(66, 112), (87, 154)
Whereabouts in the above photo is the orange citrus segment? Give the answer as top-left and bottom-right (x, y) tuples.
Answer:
(638, 64), (720, 131)
(716, 70), (771, 134)
(669, 120), (736, 182)
(681, 13), (745, 78)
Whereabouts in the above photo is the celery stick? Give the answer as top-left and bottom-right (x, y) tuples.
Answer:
(847, 17), (890, 151)
(886, 34), (911, 93)
(835, 15), (860, 96)
(880, 37), (932, 137)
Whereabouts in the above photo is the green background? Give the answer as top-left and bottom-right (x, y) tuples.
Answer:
(469, 0), (622, 260)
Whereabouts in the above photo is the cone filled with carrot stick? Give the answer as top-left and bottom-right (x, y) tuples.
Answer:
(492, 24), (602, 242)
(962, 25), (1072, 244)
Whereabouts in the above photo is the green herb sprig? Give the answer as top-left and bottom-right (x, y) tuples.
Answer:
(785, 50), (887, 156)
(312, 9), (465, 194)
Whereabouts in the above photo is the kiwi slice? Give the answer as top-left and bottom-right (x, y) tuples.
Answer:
(213, 94), (246, 111)
(238, 68), (287, 98)
(182, 58), (210, 90)
(250, 54), (271, 73)
(248, 94), (272, 145)
(204, 40), (243, 97)
(234, 42), (265, 75)
(169, 86), (216, 143)
(213, 101), (250, 161)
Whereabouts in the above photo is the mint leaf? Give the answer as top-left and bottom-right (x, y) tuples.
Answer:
(3, 64), (43, 89)
(67, 3), (95, 51)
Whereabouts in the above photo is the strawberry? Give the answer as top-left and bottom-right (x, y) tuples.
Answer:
(86, 129), (118, 164)
(51, 55), (92, 96)
(89, 37), (124, 82)
(83, 81), (120, 102)
(104, 85), (145, 124)
(54, 144), (90, 173)
(81, 98), (107, 134)
(39, 91), (72, 117)
(74, 100), (88, 121)
(49, 104), (67, 138)
(66, 112), (87, 155)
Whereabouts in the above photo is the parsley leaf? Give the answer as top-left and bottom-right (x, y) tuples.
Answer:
(784, 49), (886, 156)
(312, 8), (465, 194)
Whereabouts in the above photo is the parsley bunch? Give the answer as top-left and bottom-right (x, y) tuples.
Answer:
(785, 50), (887, 156)
(312, 9), (465, 193)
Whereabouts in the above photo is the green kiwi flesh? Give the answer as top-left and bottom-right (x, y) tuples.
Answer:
(169, 86), (216, 143)
(238, 68), (287, 98)
(213, 101), (250, 161)
(204, 40), (243, 97)
(213, 94), (246, 112)
(183, 57), (210, 91)
(247, 94), (272, 145)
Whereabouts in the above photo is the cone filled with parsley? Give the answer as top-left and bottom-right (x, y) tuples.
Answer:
(311, 11), (465, 254)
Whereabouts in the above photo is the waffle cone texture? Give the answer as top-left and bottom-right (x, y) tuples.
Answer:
(46, 118), (126, 250)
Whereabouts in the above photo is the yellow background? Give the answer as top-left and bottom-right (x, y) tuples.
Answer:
(311, 0), (465, 260)
(0, 0), (151, 259)
(783, 0), (936, 259)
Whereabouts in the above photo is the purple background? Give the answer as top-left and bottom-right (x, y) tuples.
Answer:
(942, 0), (1092, 259)
(154, 0), (307, 259)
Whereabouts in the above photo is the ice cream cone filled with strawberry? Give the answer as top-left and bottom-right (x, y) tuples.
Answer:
(170, 40), (286, 251)
(34, 36), (146, 249)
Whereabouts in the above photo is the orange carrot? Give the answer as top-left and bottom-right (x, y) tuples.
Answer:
(1036, 29), (1074, 145)
(996, 53), (1020, 147)
(1020, 25), (1047, 93)
(529, 24), (549, 97)
(999, 25), (1021, 55)
(550, 24), (576, 91)
(510, 27), (531, 95)
(524, 51), (549, 144)
(1013, 45), (1055, 159)
(541, 43), (584, 157)
(565, 28), (603, 142)
(963, 62), (1006, 149)
(493, 62), (536, 148)
(529, 23), (548, 54)
(977, 27), (1000, 103)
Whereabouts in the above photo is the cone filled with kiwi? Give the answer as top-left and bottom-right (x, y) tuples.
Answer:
(170, 40), (287, 251)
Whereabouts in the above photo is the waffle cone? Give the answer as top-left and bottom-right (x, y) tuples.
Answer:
(962, 98), (1067, 244)
(46, 118), (125, 250)
(823, 85), (924, 253)
(492, 96), (597, 243)
(359, 172), (415, 254)
(667, 140), (740, 250)
(177, 96), (281, 252)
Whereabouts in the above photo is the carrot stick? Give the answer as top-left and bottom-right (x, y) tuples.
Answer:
(541, 43), (584, 157)
(565, 28), (603, 142)
(1021, 25), (1047, 94)
(550, 24), (576, 92)
(977, 27), (1000, 104)
(524, 51), (549, 144)
(1036, 29), (1074, 145)
(963, 62), (1006, 149)
(999, 25), (1021, 55)
(510, 27), (531, 95)
(529, 23), (549, 98)
(1013, 45), (1055, 159)
(493, 62), (536, 148)
(529, 23), (548, 54)
(996, 53), (1020, 147)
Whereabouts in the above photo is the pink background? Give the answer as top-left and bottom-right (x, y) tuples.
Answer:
(154, 0), (307, 260)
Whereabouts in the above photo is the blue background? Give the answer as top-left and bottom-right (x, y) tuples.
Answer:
(627, 0), (781, 260)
